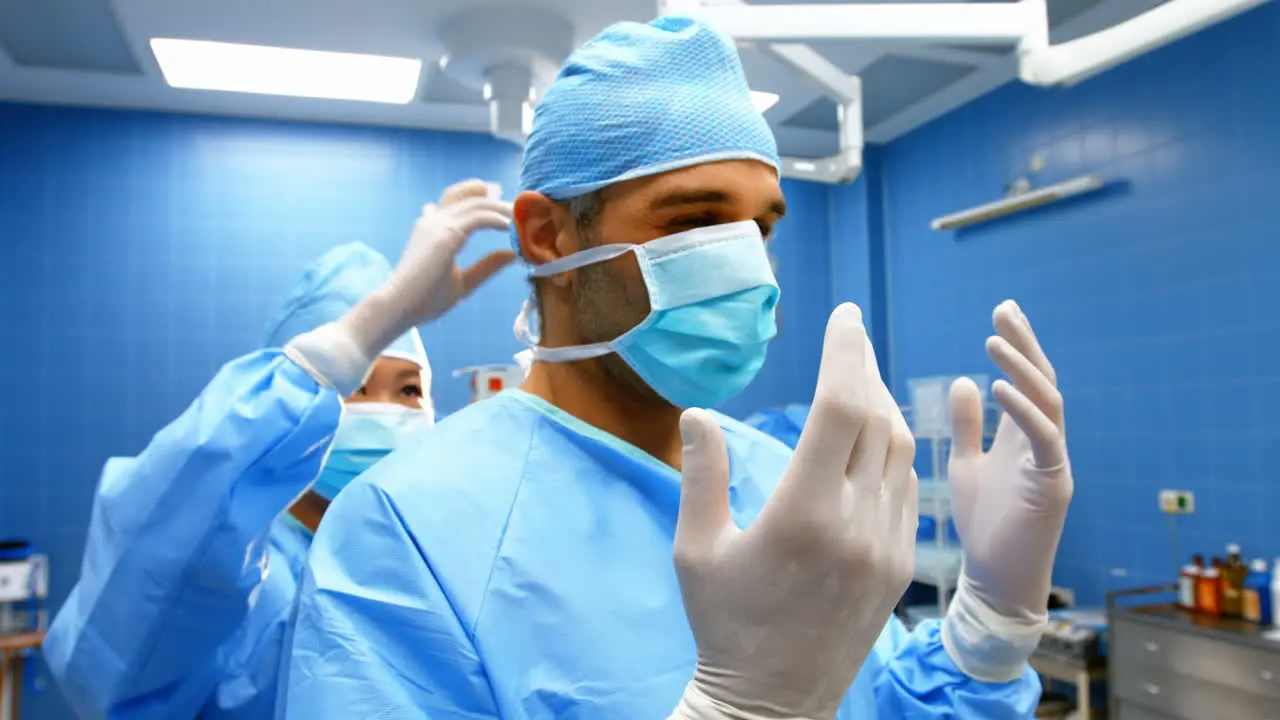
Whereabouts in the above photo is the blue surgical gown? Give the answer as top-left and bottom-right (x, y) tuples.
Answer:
(43, 350), (340, 720)
(286, 390), (1040, 719)
(743, 403), (811, 449)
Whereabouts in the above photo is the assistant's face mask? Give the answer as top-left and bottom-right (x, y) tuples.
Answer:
(515, 220), (780, 408)
(312, 402), (434, 501)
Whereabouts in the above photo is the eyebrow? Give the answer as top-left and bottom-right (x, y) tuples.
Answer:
(649, 190), (787, 218)
(394, 368), (422, 381)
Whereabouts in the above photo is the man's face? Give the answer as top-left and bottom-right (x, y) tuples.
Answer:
(346, 357), (429, 410)
(570, 159), (786, 404)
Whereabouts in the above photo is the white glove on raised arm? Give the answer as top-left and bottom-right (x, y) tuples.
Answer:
(944, 300), (1073, 682)
(670, 303), (919, 720)
(286, 180), (514, 395)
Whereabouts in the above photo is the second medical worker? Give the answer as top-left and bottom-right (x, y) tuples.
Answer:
(43, 181), (514, 720)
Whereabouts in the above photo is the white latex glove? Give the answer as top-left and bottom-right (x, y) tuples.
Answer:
(943, 299), (1073, 683)
(286, 180), (514, 395)
(670, 303), (918, 720)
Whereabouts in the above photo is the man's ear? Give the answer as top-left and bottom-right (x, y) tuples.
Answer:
(514, 192), (558, 264)
(514, 191), (575, 288)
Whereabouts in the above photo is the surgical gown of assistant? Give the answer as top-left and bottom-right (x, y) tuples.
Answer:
(43, 350), (338, 720)
(286, 390), (1040, 719)
(743, 403), (811, 449)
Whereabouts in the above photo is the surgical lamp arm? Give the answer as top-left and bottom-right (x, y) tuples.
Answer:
(768, 44), (864, 183)
(1019, 0), (1271, 87)
(679, 0), (1267, 89)
(669, 1), (1042, 44)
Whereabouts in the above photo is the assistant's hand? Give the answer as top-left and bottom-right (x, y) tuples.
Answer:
(943, 299), (1073, 682)
(380, 179), (516, 326)
(286, 179), (514, 396)
(670, 303), (918, 720)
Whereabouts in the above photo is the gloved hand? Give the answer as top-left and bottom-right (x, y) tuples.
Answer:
(943, 299), (1073, 682)
(670, 303), (918, 720)
(286, 180), (514, 395)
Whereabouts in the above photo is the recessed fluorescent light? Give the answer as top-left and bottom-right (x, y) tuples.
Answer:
(150, 39), (423, 104)
(750, 90), (780, 112)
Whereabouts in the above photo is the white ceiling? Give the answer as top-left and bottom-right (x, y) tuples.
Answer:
(0, 0), (1174, 157)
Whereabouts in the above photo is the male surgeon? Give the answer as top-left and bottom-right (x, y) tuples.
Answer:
(285, 15), (1074, 720)
(43, 180), (512, 720)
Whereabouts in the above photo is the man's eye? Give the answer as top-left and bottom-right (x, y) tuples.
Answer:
(400, 385), (423, 398)
(667, 214), (718, 231)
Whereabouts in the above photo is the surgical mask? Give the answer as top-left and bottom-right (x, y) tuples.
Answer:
(312, 403), (433, 501)
(514, 220), (779, 408)
(513, 349), (535, 378)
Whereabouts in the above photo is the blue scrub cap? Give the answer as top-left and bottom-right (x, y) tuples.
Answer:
(263, 242), (429, 372)
(518, 14), (779, 204)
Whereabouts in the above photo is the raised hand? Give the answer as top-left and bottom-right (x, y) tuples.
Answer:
(944, 299), (1072, 681)
(671, 303), (917, 720)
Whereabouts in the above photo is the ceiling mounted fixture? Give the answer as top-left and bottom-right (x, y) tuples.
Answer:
(663, 0), (1270, 184)
(434, 5), (575, 145)
(149, 39), (422, 104)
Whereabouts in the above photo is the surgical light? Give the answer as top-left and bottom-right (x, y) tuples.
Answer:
(150, 39), (423, 104)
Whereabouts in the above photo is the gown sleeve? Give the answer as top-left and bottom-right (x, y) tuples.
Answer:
(42, 350), (342, 720)
(867, 615), (1042, 718)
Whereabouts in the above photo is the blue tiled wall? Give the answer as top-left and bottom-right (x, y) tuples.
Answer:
(0, 103), (831, 719)
(875, 3), (1280, 605)
(828, 147), (890, 379)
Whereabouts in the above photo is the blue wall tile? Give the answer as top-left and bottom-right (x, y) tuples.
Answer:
(872, 3), (1280, 605)
(827, 148), (888, 377)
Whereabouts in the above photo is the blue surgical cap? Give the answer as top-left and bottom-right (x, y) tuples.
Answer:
(263, 243), (429, 373)
(519, 15), (780, 203)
